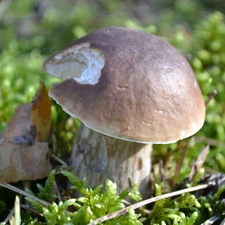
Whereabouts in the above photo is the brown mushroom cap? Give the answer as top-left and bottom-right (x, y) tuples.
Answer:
(43, 26), (205, 144)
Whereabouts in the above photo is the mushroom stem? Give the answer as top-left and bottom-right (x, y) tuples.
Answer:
(71, 124), (152, 197)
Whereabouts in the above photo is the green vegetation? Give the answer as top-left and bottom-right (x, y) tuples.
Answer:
(25, 170), (145, 224)
(1, 0), (225, 224)
(3, 171), (224, 224)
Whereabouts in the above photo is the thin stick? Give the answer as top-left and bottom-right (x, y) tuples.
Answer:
(220, 218), (225, 225)
(171, 140), (190, 188)
(88, 184), (209, 225)
(21, 204), (43, 216)
(0, 183), (50, 207)
(3, 208), (14, 224)
(51, 152), (68, 166)
(189, 146), (209, 182)
(195, 136), (225, 148)
(201, 215), (220, 225)
(205, 89), (217, 108)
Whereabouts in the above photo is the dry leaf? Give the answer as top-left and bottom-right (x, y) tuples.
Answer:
(0, 141), (51, 183)
(0, 84), (52, 183)
(31, 82), (52, 142)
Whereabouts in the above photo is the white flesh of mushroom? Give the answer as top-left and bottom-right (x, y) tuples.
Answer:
(45, 43), (105, 85)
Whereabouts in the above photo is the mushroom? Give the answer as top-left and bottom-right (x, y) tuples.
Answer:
(43, 26), (205, 197)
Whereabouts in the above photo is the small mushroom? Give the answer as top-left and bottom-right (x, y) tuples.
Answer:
(43, 27), (205, 197)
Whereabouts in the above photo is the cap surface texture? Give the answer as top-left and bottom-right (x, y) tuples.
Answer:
(43, 26), (205, 144)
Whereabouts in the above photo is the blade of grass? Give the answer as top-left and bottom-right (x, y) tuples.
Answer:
(14, 196), (20, 225)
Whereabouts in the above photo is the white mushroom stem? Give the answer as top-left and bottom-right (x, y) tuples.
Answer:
(71, 124), (152, 197)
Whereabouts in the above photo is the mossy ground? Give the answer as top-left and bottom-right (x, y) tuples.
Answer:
(1, 1), (225, 224)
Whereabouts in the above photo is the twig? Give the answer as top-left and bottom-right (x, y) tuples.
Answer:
(54, 180), (62, 202)
(171, 140), (190, 188)
(189, 145), (210, 182)
(122, 199), (131, 206)
(21, 204), (43, 216)
(201, 215), (220, 225)
(51, 152), (68, 166)
(0, 0), (12, 19)
(159, 159), (166, 183)
(88, 184), (209, 225)
(122, 199), (151, 214)
(3, 208), (14, 224)
(0, 183), (50, 207)
(195, 136), (225, 148)
(220, 217), (225, 225)
(205, 89), (217, 108)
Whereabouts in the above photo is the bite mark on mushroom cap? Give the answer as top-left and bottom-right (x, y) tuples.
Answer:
(43, 26), (205, 144)
(43, 43), (105, 85)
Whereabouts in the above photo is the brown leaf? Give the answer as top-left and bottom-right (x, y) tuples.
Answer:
(2, 103), (33, 142)
(31, 82), (52, 142)
(0, 141), (51, 183)
(0, 84), (52, 183)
